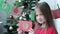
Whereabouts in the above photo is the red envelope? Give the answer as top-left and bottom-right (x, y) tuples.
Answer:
(18, 20), (32, 32)
(52, 9), (60, 18)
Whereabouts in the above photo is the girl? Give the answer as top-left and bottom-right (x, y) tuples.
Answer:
(17, 2), (58, 34)
(33, 2), (57, 34)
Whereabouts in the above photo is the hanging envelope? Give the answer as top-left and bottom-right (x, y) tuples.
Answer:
(52, 9), (60, 19)
(0, 1), (11, 13)
(9, 6), (23, 16)
(18, 20), (32, 32)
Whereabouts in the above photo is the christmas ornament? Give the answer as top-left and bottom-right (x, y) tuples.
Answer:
(9, 26), (13, 30)
(19, 16), (23, 20)
(9, 15), (14, 19)
(23, 18), (26, 20)
(19, 0), (21, 2)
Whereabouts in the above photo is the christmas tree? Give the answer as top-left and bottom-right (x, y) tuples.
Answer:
(4, 0), (40, 34)
(4, 15), (18, 34)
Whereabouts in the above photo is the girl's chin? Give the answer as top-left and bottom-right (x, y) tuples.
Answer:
(39, 22), (43, 24)
(38, 22), (45, 24)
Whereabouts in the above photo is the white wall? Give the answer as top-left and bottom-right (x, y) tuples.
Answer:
(54, 18), (60, 34)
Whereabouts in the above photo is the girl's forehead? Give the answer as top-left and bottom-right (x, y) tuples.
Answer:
(35, 8), (42, 14)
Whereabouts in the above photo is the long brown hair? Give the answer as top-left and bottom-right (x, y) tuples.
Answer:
(35, 2), (53, 26)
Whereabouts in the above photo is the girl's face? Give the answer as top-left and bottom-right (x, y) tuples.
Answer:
(35, 8), (46, 24)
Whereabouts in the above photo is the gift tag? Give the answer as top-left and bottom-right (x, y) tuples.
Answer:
(0, 0), (11, 13)
(9, 6), (23, 16)
(18, 20), (32, 32)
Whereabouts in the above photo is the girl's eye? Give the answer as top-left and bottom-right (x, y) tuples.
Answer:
(36, 15), (38, 16)
(36, 14), (43, 16)
(39, 14), (43, 15)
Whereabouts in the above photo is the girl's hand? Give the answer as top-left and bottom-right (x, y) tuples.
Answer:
(17, 28), (22, 34)
(29, 29), (34, 34)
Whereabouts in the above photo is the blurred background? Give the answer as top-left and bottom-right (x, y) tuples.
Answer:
(0, 0), (60, 34)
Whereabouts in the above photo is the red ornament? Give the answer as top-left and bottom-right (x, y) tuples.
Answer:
(9, 15), (14, 19)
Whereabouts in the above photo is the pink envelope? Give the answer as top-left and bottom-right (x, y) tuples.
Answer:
(18, 20), (32, 32)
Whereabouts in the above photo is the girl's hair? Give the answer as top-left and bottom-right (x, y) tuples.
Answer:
(34, 2), (58, 34)
(35, 2), (53, 26)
